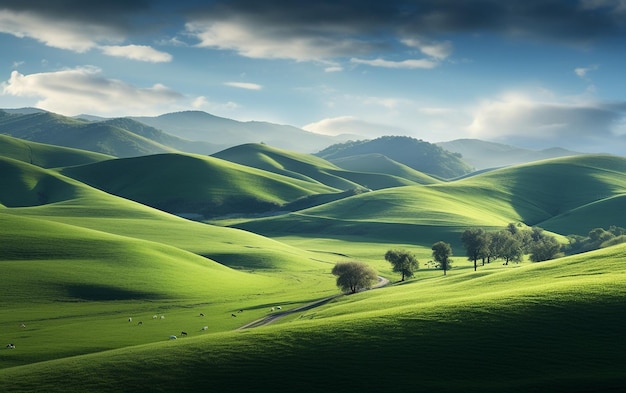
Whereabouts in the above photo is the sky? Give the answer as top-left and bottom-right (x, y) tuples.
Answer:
(1, 0), (625, 153)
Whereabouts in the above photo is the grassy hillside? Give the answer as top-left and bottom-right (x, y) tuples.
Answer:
(213, 143), (420, 190)
(329, 153), (441, 185)
(1, 156), (340, 271)
(2, 243), (624, 392)
(0, 134), (113, 168)
(61, 152), (340, 217)
(232, 154), (626, 248)
(2, 139), (626, 392)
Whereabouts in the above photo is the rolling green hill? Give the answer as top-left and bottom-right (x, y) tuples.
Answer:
(213, 143), (421, 191)
(0, 134), (113, 168)
(2, 138), (626, 392)
(2, 242), (624, 392)
(60, 152), (340, 217)
(316, 135), (474, 178)
(232, 154), (626, 247)
(329, 152), (441, 185)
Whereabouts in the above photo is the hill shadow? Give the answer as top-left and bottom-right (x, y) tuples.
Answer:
(63, 284), (163, 301)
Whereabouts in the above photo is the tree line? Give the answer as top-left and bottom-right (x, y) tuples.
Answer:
(331, 223), (573, 293)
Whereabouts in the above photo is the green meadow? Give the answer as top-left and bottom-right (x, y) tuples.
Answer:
(1, 138), (626, 392)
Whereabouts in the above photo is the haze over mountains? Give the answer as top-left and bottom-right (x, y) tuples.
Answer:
(0, 108), (602, 172)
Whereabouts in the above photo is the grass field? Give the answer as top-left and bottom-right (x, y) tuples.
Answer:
(1, 144), (625, 392)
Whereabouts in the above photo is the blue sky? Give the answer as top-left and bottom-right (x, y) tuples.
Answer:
(1, 0), (625, 153)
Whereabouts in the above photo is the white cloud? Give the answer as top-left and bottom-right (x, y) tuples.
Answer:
(350, 57), (438, 69)
(1, 67), (183, 116)
(99, 45), (172, 63)
(223, 82), (262, 90)
(325, 66), (343, 73)
(303, 116), (401, 137)
(0, 10), (170, 62)
(186, 20), (372, 62)
(574, 64), (599, 78)
(402, 38), (453, 60)
(192, 96), (239, 112)
(467, 91), (626, 143)
(0, 9), (120, 52)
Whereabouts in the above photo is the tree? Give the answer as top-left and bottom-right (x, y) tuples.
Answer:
(461, 228), (489, 271)
(331, 261), (378, 294)
(431, 241), (453, 275)
(490, 230), (523, 265)
(384, 249), (419, 281)
(529, 236), (562, 262)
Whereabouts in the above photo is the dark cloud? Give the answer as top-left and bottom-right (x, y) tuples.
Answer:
(0, 0), (153, 31)
(186, 0), (626, 44)
(3, 1), (624, 45)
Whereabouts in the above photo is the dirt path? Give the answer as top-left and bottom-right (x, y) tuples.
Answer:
(237, 276), (390, 330)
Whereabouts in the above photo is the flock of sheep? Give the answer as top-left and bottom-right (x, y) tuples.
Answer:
(5, 306), (284, 350)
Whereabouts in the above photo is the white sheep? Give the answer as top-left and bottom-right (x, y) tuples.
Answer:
(160, 315), (165, 319)
(169, 335), (177, 340)
(201, 326), (208, 331)
(128, 317), (132, 322)
(152, 315), (158, 319)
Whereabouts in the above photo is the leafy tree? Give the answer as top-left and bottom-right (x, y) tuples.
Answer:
(431, 241), (453, 275)
(384, 249), (419, 281)
(529, 236), (562, 262)
(331, 261), (378, 294)
(490, 230), (523, 265)
(461, 228), (489, 271)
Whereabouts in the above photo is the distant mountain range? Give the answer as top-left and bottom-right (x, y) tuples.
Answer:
(437, 139), (583, 170)
(0, 107), (600, 174)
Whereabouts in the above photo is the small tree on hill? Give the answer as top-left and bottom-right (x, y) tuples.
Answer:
(384, 249), (419, 281)
(431, 241), (453, 275)
(331, 261), (378, 294)
(461, 228), (489, 271)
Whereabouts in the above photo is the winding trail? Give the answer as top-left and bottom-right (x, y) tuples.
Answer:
(238, 276), (390, 330)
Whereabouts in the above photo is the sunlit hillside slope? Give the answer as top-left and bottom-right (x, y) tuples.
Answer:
(233, 154), (626, 246)
(60, 153), (340, 217)
(2, 242), (625, 392)
(0, 134), (113, 168)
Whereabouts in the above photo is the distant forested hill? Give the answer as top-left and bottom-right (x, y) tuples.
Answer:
(316, 136), (474, 179)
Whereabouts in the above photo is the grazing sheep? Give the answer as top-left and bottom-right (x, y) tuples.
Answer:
(19, 323), (26, 328)
(137, 321), (143, 325)
(270, 307), (275, 312)
(128, 317), (132, 322)
(231, 313), (237, 317)
(160, 315), (165, 319)
(276, 306), (282, 310)
(169, 335), (177, 340)
(181, 331), (188, 336)
(199, 313), (205, 317)
(201, 326), (208, 331)
(6, 344), (15, 349)
(152, 315), (158, 319)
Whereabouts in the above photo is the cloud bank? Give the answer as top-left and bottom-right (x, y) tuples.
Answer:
(1, 68), (183, 116)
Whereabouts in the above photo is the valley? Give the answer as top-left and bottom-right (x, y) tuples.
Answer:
(1, 120), (626, 392)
